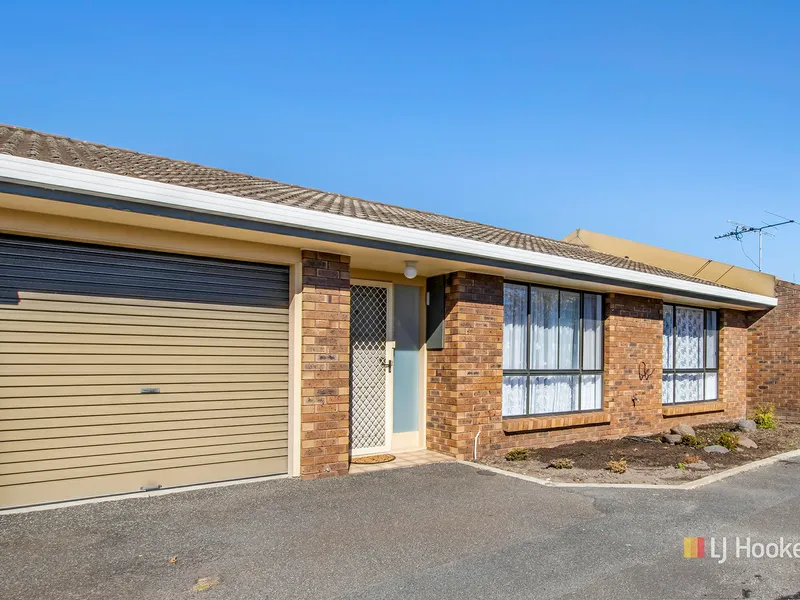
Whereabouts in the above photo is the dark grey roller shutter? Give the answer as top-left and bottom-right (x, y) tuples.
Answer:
(0, 235), (289, 308)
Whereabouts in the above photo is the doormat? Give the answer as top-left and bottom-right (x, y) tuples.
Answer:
(351, 454), (396, 465)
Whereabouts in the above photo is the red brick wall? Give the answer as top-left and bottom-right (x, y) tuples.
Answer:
(426, 274), (750, 458)
(716, 309), (749, 418)
(748, 280), (800, 421)
(300, 251), (351, 479)
(426, 272), (504, 459)
(603, 294), (664, 434)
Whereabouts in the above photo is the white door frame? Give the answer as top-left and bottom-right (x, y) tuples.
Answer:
(350, 279), (394, 457)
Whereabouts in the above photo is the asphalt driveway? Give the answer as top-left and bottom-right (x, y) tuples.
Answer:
(2, 458), (800, 600)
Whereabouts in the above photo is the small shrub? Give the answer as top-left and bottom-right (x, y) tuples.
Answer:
(505, 448), (529, 461)
(681, 435), (705, 449)
(717, 432), (739, 451)
(607, 458), (628, 474)
(548, 457), (574, 469)
(676, 463), (687, 471)
(684, 455), (701, 464)
(752, 404), (777, 430)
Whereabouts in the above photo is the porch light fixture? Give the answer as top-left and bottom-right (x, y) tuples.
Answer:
(403, 261), (417, 279)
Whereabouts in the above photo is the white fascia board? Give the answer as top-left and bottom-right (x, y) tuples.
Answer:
(0, 154), (778, 308)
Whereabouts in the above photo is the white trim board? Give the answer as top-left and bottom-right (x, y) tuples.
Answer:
(0, 154), (777, 309)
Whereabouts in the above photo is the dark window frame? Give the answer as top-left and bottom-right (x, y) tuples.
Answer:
(502, 282), (605, 417)
(662, 304), (719, 404)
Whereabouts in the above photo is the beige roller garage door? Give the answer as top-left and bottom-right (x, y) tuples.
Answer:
(0, 235), (290, 508)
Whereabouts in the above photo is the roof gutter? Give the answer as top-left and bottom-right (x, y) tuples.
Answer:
(0, 154), (777, 309)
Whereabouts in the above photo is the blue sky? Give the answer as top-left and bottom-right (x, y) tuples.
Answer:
(2, 1), (798, 280)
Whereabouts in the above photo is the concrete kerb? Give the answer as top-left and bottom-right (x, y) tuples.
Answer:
(459, 448), (800, 490)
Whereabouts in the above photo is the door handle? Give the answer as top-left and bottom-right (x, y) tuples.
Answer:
(383, 359), (393, 373)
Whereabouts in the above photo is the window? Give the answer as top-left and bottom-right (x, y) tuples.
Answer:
(502, 283), (603, 416)
(662, 305), (718, 404)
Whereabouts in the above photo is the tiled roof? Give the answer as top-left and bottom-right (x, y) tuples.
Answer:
(0, 124), (723, 288)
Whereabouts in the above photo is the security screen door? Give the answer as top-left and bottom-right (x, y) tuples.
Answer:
(349, 282), (393, 455)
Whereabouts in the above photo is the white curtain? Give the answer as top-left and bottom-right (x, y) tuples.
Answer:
(664, 307), (717, 403)
(532, 375), (578, 414)
(582, 293), (603, 370)
(705, 372), (718, 400)
(663, 305), (674, 369)
(503, 376), (526, 416)
(531, 287), (558, 369)
(504, 287), (606, 415)
(580, 374), (602, 410)
(662, 373), (674, 404)
(705, 311), (718, 369)
(676, 372), (703, 403)
(503, 284), (527, 369)
(676, 307), (704, 369)
(559, 291), (580, 369)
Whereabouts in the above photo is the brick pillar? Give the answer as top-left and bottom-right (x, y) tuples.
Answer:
(300, 251), (350, 479)
(426, 272), (503, 459)
(604, 294), (663, 434)
(719, 308), (748, 419)
(748, 281), (800, 421)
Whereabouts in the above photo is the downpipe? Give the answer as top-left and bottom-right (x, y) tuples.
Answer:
(473, 428), (481, 461)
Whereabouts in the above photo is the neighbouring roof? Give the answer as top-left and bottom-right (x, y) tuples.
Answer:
(0, 124), (724, 288)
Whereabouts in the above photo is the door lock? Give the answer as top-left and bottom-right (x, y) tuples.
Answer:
(383, 359), (393, 373)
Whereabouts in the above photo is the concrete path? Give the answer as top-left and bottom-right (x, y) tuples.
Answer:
(2, 457), (800, 600)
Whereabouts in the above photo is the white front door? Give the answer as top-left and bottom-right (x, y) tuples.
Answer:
(349, 281), (393, 456)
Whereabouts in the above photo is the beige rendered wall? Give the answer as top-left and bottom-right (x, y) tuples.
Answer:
(563, 229), (775, 297)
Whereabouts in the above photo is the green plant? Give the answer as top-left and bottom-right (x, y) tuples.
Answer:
(752, 404), (777, 430)
(505, 448), (529, 461)
(548, 458), (574, 469)
(680, 435), (705, 449)
(676, 463), (687, 471)
(607, 458), (628, 474)
(717, 432), (739, 451)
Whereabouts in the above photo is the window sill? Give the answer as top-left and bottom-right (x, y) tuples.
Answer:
(502, 411), (611, 433)
(662, 401), (724, 418)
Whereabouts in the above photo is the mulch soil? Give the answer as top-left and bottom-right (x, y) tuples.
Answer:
(478, 421), (800, 485)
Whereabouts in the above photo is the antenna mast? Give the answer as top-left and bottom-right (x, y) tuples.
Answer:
(714, 213), (795, 272)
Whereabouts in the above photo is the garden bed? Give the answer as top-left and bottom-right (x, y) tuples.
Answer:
(477, 421), (800, 485)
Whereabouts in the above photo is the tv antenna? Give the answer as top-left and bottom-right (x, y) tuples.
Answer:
(714, 212), (795, 272)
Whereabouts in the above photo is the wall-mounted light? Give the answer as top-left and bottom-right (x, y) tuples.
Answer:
(403, 261), (418, 279)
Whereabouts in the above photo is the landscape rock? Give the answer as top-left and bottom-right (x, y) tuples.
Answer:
(703, 445), (730, 454)
(737, 436), (758, 449)
(671, 424), (695, 437)
(662, 434), (683, 445)
(737, 419), (757, 433)
(686, 460), (711, 471)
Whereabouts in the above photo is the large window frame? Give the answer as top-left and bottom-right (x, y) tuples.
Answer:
(502, 282), (604, 417)
(662, 304), (719, 404)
